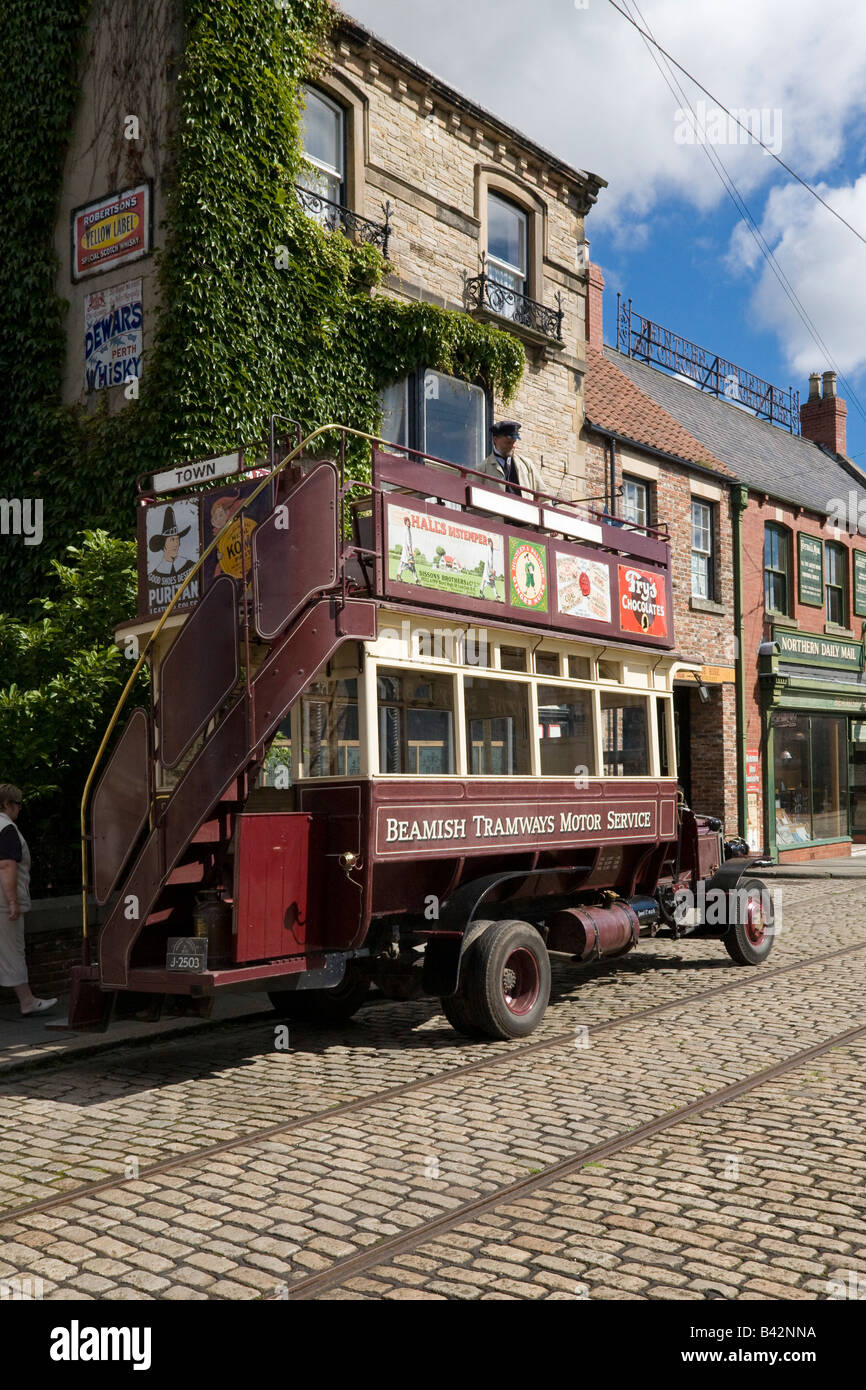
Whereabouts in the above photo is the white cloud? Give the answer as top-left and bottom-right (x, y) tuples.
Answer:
(338, 0), (866, 231)
(732, 177), (866, 379)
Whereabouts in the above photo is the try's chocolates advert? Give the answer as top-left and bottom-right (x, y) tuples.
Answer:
(618, 564), (667, 636)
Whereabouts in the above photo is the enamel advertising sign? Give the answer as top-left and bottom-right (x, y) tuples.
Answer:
(72, 184), (151, 280)
(617, 564), (668, 637)
(143, 498), (201, 615)
(387, 503), (505, 602)
(84, 278), (142, 392)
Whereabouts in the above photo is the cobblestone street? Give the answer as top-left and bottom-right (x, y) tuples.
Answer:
(2, 876), (865, 1302)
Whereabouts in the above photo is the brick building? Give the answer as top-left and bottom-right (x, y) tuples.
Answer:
(610, 333), (866, 861)
(580, 267), (739, 827)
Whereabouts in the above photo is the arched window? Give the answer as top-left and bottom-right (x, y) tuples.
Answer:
(486, 192), (528, 317)
(764, 523), (791, 615)
(299, 85), (345, 208)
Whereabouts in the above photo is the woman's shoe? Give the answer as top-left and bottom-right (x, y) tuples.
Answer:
(20, 997), (58, 1016)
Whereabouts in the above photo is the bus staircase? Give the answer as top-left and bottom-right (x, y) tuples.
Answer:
(70, 441), (377, 1028)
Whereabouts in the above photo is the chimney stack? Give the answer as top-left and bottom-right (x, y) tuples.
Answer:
(586, 262), (605, 351)
(800, 369), (847, 455)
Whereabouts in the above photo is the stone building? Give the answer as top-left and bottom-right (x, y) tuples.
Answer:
(54, 6), (605, 500)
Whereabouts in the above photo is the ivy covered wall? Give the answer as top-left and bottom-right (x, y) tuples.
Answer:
(0, 0), (524, 890)
(1, 0), (524, 615)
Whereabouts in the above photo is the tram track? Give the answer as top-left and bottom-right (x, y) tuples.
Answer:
(283, 1016), (866, 1299)
(3, 930), (865, 1231)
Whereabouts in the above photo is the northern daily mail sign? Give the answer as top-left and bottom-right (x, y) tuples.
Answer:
(374, 798), (668, 858)
(152, 452), (243, 494)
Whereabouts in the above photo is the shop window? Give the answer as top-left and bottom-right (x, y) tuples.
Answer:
(601, 692), (650, 777)
(299, 86), (345, 208)
(598, 659), (621, 682)
(465, 676), (531, 775)
(825, 542), (847, 625)
(764, 523), (791, 615)
(301, 677), (359, 776)
(377, 669), (455, 775)
(486, 193), (529, 318)
(622, 476), (649, 529)
(774, 714), (848, 845)
(537, 685), (596, 777)
(691, 499), (715, 599)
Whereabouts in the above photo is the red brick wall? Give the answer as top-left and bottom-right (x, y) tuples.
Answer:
(741, 494), (864, 851)
(583, 430), (739, 828)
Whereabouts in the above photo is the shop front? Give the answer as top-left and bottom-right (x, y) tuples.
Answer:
(760, 626), (866, 860)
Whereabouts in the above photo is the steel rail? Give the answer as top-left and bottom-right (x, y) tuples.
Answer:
(286, 1016), (866, 1299)
(2, 930), (863, 1230)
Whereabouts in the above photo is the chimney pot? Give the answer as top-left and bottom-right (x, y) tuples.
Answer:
(808, 372), (821, 401)
(822, 370), (837, 399)
(801, 371), (847, 454)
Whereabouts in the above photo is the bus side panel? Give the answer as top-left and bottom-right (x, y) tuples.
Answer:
(234, 813), (326, 961)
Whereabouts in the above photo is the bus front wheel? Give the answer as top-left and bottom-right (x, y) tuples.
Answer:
(442, 920), (551, 1041)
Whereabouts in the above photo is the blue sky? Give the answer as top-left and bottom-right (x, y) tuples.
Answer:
(340, 0), (866, 468)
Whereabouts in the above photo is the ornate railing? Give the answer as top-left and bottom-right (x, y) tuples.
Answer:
(463, 254), (564, 342)
(616, 295), (800, 433)
(294, 184), (392, 258)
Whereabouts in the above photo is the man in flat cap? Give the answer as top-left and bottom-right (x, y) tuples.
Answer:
(479, 421), (550, 499)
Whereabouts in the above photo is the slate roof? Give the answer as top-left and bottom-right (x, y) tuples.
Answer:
(584, 346), (732, 477)
(606, 347), (866, 517)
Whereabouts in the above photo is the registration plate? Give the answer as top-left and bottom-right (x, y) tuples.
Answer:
(166, 937), (208, 972)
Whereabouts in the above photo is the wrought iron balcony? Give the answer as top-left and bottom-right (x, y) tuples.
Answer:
(616, 294), (800, 433)
(294, 184), (392, 258)
(463, 254), (564, 344)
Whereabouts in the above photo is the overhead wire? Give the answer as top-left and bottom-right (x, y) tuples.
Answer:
(615, 0), (866, 428)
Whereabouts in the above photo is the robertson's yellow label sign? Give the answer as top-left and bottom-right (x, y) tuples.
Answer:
(72, 184), (150, 279)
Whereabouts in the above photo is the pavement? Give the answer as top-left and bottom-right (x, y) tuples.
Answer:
(0, 850), (863, 1076)
(0, 991), (270, 1077)
(0, 874), (864, 1301)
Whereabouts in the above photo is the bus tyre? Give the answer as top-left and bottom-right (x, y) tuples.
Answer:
(722, 878), (774, 966)
(268, 967), (370, 1023)
(452, 919), (551, 1041)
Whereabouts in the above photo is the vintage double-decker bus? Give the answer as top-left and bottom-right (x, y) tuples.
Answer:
(71, 427), (772, 1038)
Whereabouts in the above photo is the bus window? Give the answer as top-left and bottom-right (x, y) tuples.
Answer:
(259, 718), (293, 787)
(656, 697), (671, 777)
(500, 645), (528, 672)
(535, 650), (560, 676)
(377, 669), (455, 774)
(537, 685), (596, 777)
(302, 678), (359, 776)
(464, 676), (531, 775)
(600, 692), (649, 777)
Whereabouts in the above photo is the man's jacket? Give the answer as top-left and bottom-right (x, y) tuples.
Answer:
(477, 450), (551, 499)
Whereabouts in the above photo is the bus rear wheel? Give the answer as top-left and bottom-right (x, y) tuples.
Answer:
(268, 966), (370, 1024)
(722, 878), (774, 965)
(443, 919), (551, 1041)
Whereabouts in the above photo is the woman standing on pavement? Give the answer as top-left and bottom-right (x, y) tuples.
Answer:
(0, 783), (57, 1016)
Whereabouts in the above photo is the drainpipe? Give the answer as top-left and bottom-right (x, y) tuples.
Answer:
(608, 436), (617, 516)
(732, 484), (749, 840)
